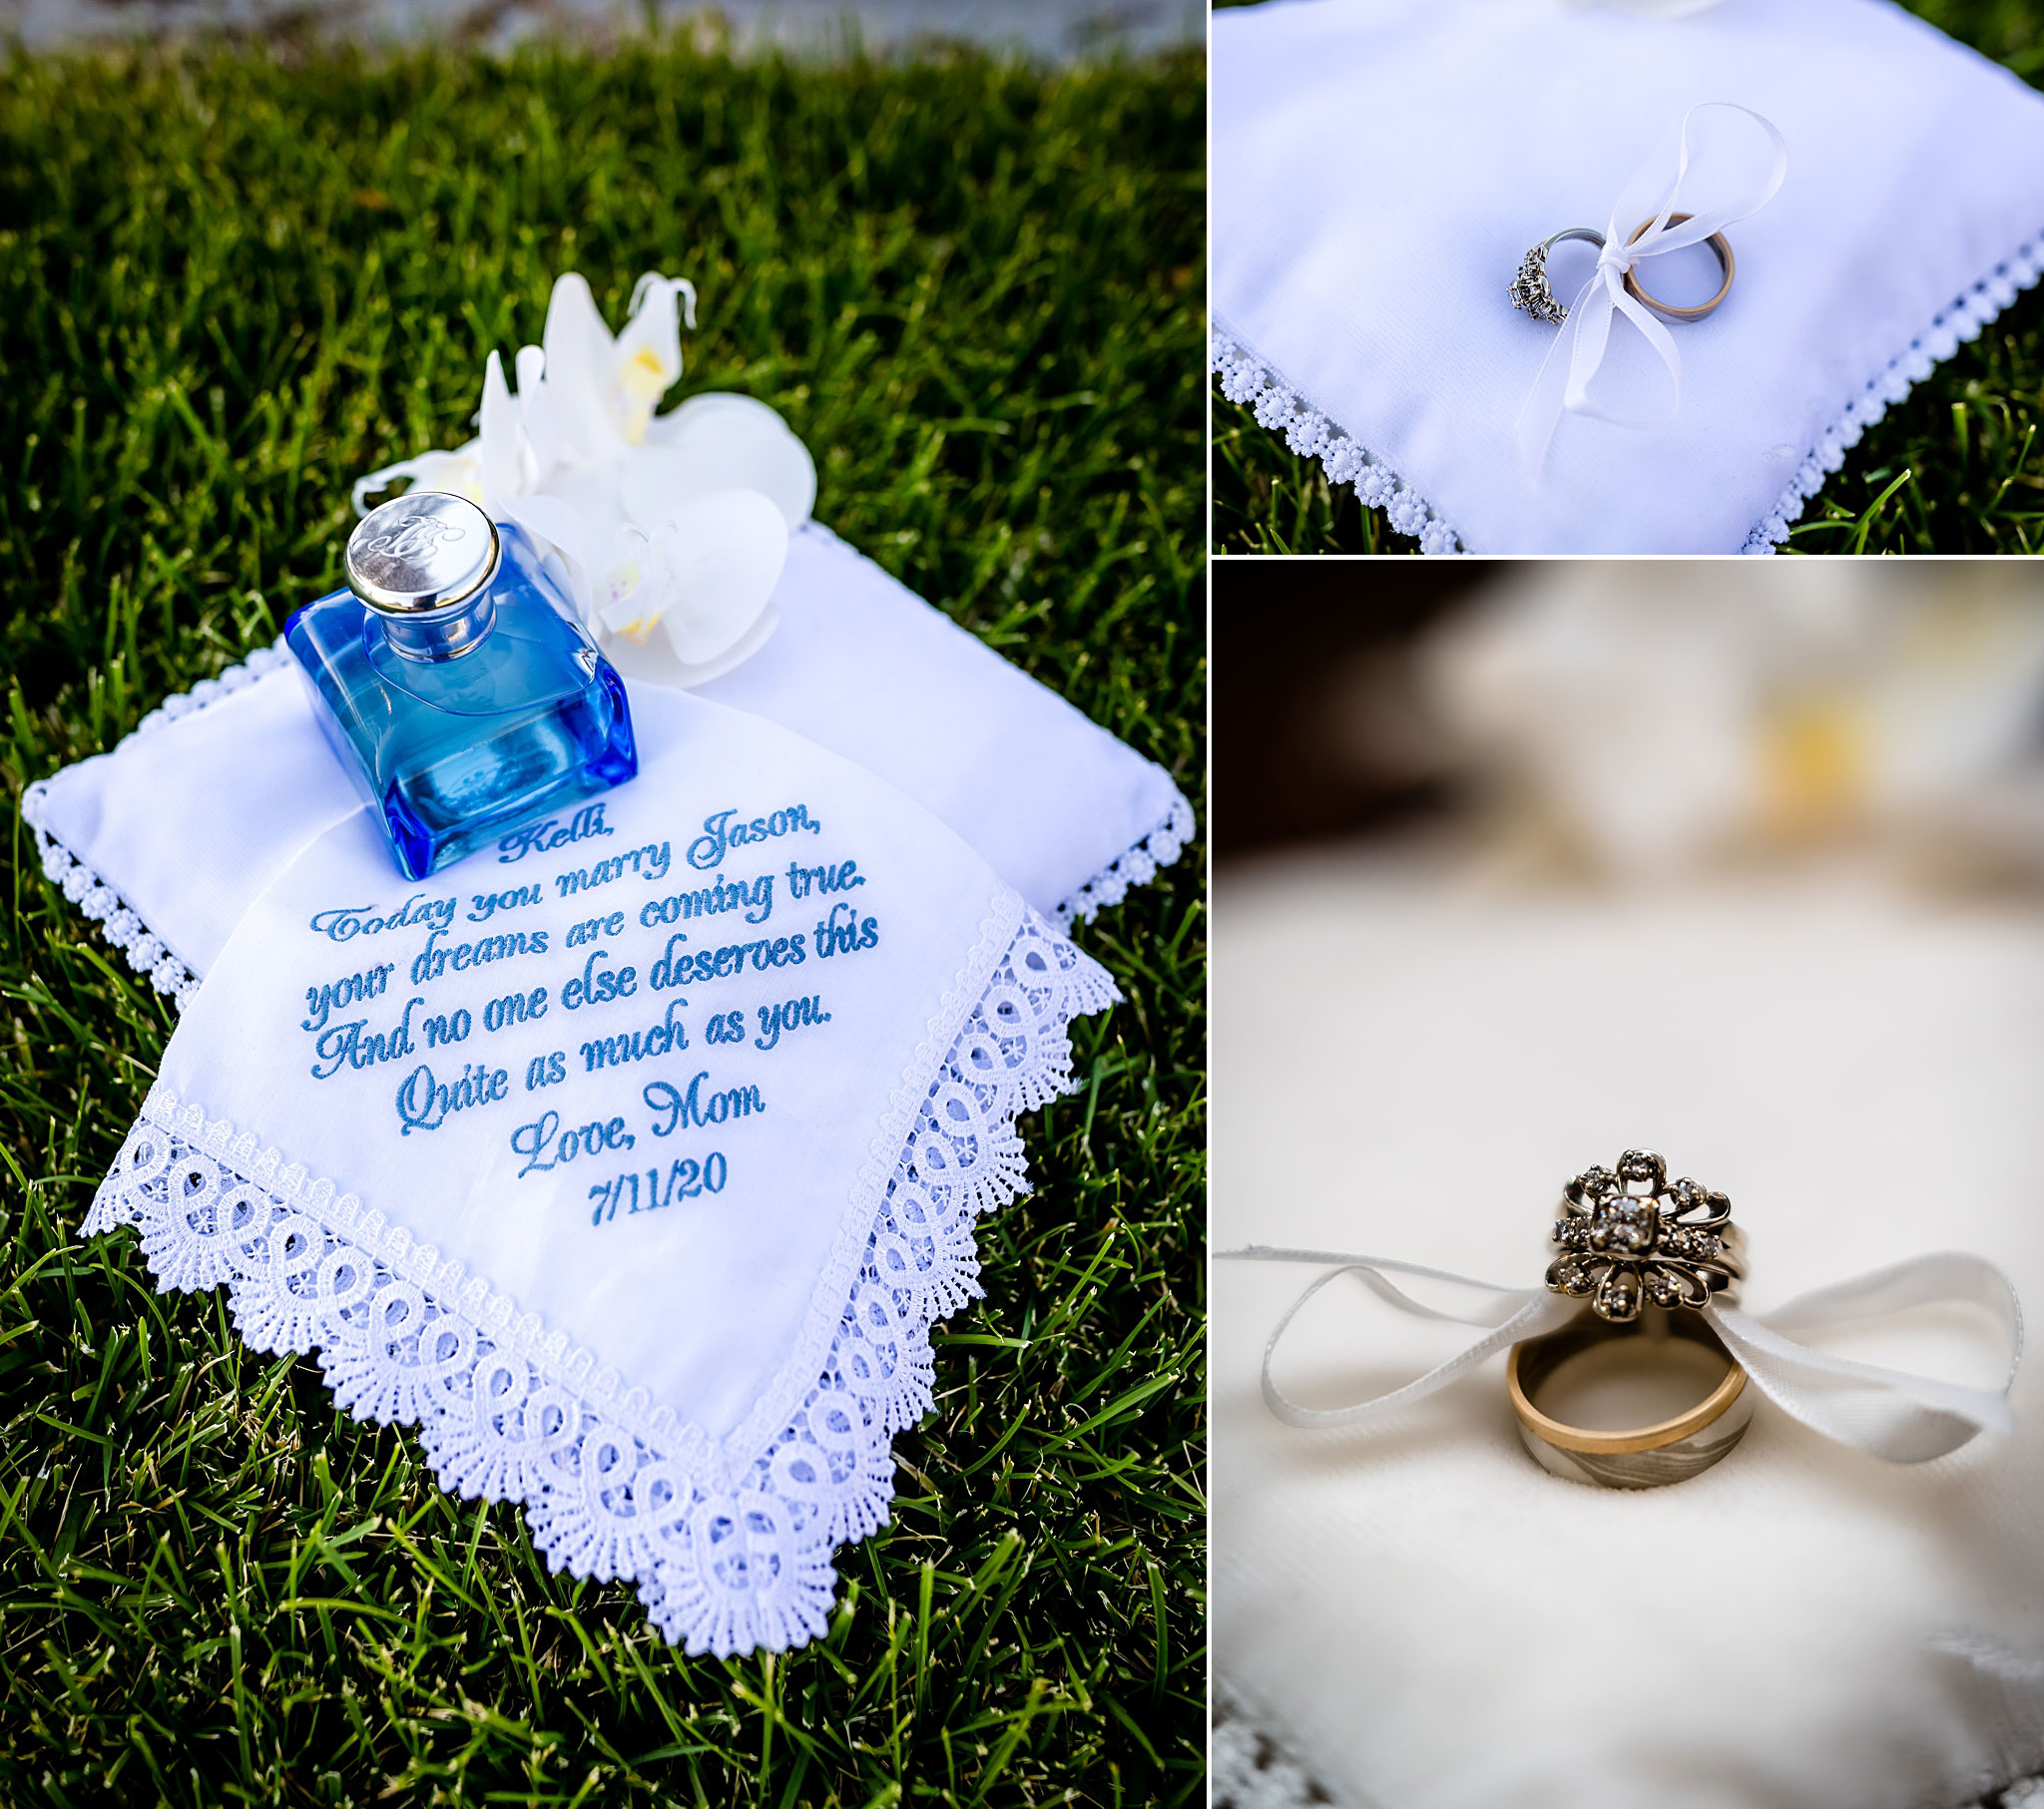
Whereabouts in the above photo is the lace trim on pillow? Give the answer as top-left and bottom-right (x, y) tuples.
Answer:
(83, 910), (1118, 1658)
(1212, 1685), (1333, 1809)
(1214, 1681), (2039, 1808)
(1740, 231), (2044, 553)
(20, 786), (203, 1007)
(1211, 328), (1465, 556)
(131, 640), (293, 736)
(18, 642), (293, 1010)
(1052, 788), (1197, 928)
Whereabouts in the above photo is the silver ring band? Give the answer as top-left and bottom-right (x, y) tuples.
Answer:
(1509, 227), (1606, 325)
(1508, 1306), (1753, 1489)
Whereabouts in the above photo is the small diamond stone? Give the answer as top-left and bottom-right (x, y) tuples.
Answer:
(1590, 1196), (1659, 1255)
(1662, 1226), (1721, 1261)
(1593, 1266), (1643, 1321)
(1617, 1149), (1664, 1186)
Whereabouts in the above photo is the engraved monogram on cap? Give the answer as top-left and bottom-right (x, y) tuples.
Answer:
(360, 513), (468, 563)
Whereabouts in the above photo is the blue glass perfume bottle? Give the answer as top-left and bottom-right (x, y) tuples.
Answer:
(285, 491), (637, 880)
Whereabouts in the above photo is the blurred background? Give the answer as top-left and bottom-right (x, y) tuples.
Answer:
(1, 0), (1201, 56)
(1215, 559), (2044, 889)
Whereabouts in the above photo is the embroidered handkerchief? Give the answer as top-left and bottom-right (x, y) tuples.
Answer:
(83, 683), (1117, 1655)
(24, 521), (1192, 1006)
(1213, 0), (2044, 552)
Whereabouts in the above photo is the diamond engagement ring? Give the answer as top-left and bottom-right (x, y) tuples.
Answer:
(1508, 226), (1605, 325)
(1545, 1147), (1746, 1322)
(1509, 1148), (1754, 1487)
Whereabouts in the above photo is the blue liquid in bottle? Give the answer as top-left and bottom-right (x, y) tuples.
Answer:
(284, 492), (637, 880)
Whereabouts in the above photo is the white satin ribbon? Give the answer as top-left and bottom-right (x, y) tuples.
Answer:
(1221, 1244), (2023, 1464)
(1516, 101), (1788, 477)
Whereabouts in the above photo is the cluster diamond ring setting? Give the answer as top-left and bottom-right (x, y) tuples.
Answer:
(1510, 217), (1737, 326)
(1547, 1146), (1745, 1319)
(1508, 1148), (1754, 1489)
(1508, 226), (1605, 325)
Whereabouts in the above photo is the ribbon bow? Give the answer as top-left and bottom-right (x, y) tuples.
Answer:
(1517, 101), (1788, 477)
(1220, 1245), (2023, 1464)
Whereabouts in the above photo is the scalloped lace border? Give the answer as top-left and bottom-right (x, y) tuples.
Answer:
(1052, 789), (1196, 929)
(1215, 226), (2044, 556)
(1211, 328), (1464, 555)
(17, 641), (295, 1009)
(1741, 231), (2044, 552)
(83, 910), (1119, 1657)
(1213, 1685), (1327, 1809)
(1213, 1683), (2039, 1809)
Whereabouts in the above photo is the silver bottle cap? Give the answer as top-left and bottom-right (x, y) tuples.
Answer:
(344, 491), (501, 615)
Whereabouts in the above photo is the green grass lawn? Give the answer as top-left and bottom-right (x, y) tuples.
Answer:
(0, 39), (1206, 1806)
(1213, 0), (2044, 554)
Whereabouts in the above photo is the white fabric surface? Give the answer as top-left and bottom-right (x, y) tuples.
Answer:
(23, 519), (1190, 998)
(83, 683), (1120, 1654)
(1212, 848), (2044, 1809)
(1212, 0), (2044, 553)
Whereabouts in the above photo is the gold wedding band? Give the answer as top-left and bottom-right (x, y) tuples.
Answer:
(1622, 212), (1735, 322)
(1507, 1305), (1753, 1489)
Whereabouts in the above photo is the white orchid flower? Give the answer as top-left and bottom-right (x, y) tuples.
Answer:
(351, 270), (813, 691)
(1427, 563), (2044, 878)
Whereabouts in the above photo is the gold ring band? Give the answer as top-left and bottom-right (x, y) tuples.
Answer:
(1507, 1306), (1753, 1488)
(1622, 213), (1735, 322)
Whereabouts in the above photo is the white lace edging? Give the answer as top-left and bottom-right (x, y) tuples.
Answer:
(1218, 224), (2044, 557)
(21, 788), (202, 1007)
(1740, 232), (2044, 553)
(1211, 327), (1464, 556)
(83, 910), (1120, 1657)
(18, 642), (293, 1011)
(1213, 1683), (2042, 1808)
(131, 640), (293, 737)
(1213, 1685), (1330, 1809)
(1052, 789), (1197, 928)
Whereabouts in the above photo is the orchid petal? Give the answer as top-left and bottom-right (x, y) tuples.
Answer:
(602, 605), (781, 691)
(631, 271), (697, 331)
(532, 462), (630, 540)
(513, 342), (576, 483)
(540, 272), (629, 465)
(353, 442), (485, 515)
(611, 276), (690, 445)
(659, 489), (788, 663)
(488, 492), (621, 624)
(604, 486), (787, 670)
(478, 350), (531, 507)
(632, 393), (816, 529)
